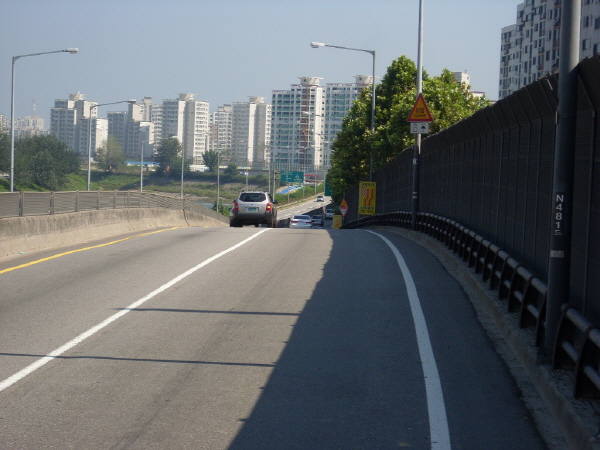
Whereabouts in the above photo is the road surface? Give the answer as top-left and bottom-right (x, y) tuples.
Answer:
(0, 221), (550, 449)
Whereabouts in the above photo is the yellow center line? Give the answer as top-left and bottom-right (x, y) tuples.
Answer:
(0, 227), (182, 275)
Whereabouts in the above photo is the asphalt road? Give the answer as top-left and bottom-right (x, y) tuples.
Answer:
(0, 219), (550, 449)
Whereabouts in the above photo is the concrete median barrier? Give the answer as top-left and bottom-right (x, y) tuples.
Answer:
(0, 208), (227, 258)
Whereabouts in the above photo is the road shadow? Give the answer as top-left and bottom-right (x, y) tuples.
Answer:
(228, 230), (428, 449)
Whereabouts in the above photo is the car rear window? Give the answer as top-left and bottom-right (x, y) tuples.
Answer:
(240, 193), (266, 202)
(293, 215), (310, 220)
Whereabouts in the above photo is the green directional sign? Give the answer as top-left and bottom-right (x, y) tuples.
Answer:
(324, 177), (332, 196)
(280, 171), (304, 183)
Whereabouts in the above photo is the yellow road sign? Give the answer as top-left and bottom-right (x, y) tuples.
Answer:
(359, 181), (376, 215)
(407, 93), (433, 122)
(333, 215), (343, 229)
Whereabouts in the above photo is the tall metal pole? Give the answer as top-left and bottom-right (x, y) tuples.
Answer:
(87, 105), (95, 191)
(216, 150), (220, 213)
(310, 42), (376, 181)
(140, 141), (144, 192)
(10, 57), (17, 193)
(180, 139), (185, 199)
(9, 48), (78, 192)
(411, 0), (424, 230)
(369, 51), (376, 182)
(545, 0), (581, 359)
(87, 100), (136, 191)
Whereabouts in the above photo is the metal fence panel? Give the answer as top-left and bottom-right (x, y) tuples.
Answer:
(0, 192), (20, 218)
(53, 192), (78, 214)
(22, 192), (51, 216)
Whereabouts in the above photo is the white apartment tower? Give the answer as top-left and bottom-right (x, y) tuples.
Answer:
(209, 104), (232, 155)
(50, 92), (107, 157)
(499, 0), (600, 99)
(107, 103), (153, 160)
(51, 93), (154, 161)
(154, 94), (209, 164)
(231, 97), (271, 167)
(322, 75), (373, 169)
(271, 77), (325, 172)
(271, 76), (371, 172)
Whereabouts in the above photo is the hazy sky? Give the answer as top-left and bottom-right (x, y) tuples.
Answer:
(1, 0), (519, 125)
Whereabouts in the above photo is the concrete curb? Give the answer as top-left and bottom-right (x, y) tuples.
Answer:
(372, 226), (600, 450)
(0, 208), (227, 259)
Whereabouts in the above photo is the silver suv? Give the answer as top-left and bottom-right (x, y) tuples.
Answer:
(230, 191), (278, 228)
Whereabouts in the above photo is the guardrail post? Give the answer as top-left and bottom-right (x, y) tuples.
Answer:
(19, 191), (24, 217)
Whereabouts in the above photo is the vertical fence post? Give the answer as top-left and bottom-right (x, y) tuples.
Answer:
(545, 0), (581, 359)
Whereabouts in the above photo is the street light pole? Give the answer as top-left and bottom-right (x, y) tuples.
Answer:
(216, 150), (220, 213)
(411, 0), (425, 230)
(87, 99), (136, 191)
(140, 140), (146, 192)
(10, 48), (78, 192)
(180, 138), (185, 199)
(311, 41), (376, 181)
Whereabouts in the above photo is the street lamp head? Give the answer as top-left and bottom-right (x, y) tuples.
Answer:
(310, 42), (325, 48)
(66, 48), (78, 54)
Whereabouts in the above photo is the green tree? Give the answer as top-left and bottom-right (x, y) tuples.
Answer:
(212, 200), (228, 215)
(202, 149), (219, 172)
(329, 56), (491, 201)
(95, 135), (125, 172)
(154, 137), (181, 176)
(0, 131), (9, 173)
(11, 135), (79, 190)
(222, 163), (240, 183)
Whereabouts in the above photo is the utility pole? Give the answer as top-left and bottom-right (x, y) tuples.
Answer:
(545, 0), (581, 359)
(411, 0), (424, 229)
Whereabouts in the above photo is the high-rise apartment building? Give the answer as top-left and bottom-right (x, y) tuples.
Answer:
(50, 92), (107, 157)
(0, 115), (9, 133)
(149, 94), (209, 164)
(499, 0), (600, 99)
(271, 77), (325, 172)
(231, 97), (271, 167)
(51, 93), (153, 162)
(321, 75), (373, 169)
(271, 76), (370, 172)
(107, 103), (153, 161)
(209, 104), (232, 155)
(11, 116), (46, 138)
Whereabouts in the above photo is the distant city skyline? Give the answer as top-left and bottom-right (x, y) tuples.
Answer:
(1, 0), (519, 126)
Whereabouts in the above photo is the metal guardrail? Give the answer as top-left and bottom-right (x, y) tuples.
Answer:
(342, 211), (600, 400)
(0, 190), (227, 223)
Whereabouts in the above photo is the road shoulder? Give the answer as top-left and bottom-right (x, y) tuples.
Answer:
(371, 225), (600, 450)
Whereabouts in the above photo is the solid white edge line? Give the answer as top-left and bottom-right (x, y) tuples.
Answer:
(0, 228), (271, 394)
(366, 230), (451, 450)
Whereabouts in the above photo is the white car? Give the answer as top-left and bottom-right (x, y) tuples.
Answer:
(311, 215), (324, 227)
(325, 209), (334, 219)
(290, 215), (313, 229)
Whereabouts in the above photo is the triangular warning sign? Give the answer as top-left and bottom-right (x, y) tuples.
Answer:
(407, 93), (433, 122)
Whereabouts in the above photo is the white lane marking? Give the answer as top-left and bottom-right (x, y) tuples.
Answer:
(366, 230), (452, 450)
(0, 229), (271, 394)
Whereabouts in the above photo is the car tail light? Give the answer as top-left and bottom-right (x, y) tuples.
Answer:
(232, 201), (239, 211)
(266, 202), (272, 212)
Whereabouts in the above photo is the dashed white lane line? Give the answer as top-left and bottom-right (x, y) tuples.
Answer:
(0, 228), (271, 394)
